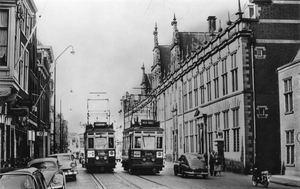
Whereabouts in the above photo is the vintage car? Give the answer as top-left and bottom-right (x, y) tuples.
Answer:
(0, 167), (48, 189)
(49, 153), (77, 181)
(174, 153), (208, 178)
(28, 157), (66, 188)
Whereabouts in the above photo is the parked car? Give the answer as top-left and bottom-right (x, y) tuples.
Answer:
(0, 167), (48, 189)
(28, 157), (66, 189)
(174, 153), (209, 178)
(49, 153), (77, 181)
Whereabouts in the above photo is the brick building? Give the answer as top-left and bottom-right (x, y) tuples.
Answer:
(122, 0), (300, 174)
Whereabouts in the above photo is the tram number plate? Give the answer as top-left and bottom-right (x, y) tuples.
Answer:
(145, 152), (152, 156)
(143, 162), (153, 165)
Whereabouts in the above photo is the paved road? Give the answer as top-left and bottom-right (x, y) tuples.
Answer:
(67, 162), (297, 189)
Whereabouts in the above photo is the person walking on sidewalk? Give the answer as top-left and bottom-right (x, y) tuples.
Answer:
(209, 150), (215, 176)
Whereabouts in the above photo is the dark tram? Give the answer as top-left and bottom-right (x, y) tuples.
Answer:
(84, 122), (116, 172)
(121, 119), (164, 174)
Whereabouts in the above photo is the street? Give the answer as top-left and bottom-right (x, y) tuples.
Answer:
(66, 162), (296, 189)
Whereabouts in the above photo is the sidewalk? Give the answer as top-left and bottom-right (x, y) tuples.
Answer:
(164, 161), (300, 187)
(270, 174), (300, 187)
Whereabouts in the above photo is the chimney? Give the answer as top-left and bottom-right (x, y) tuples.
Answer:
(207, 16), (216, 34)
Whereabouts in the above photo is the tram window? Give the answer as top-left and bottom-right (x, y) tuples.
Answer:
(108, 137), (114, 148)
(143, 136), (155, 149)
(95, 137), (107, 148)
(135, 137), (141, 148)
(157, 137), (163, 149)
(88, 138), (94, 148)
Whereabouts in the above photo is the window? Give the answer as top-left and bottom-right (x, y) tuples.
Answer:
(194, 120), (198, 153)
(108, 137), (114, 148)
(231, 53), (238, 92)
(222, 58), (228, 95)
(232, 108), (240, 152)
(179, 124), (182, 149)
(284, 78), (293, 113)
(0, 10), (8, 66)
(184, 122), (189, 152)
(190, 121), (194, 152)
(223, 109), (229, 152)
(183, 82), (188, 111)
(157, 137), (163, 149)
(200, 72), (205, 104)
(24, 50), (29, 91)
(215, 113), (220, 131)
(207, 115), (213, 152)
(88, 138), (94, 148)
(286, 130), (294, 165)
(257, 106), (268, 118)
(194, 77), (198, 107)
(207, 67), (212, 101)
(214, 78), (219, 99)
(135, 137), (141, 148)
(178, 87), (182, 114)
(188, 79), (193, 109)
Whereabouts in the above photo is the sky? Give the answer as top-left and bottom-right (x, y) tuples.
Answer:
(33, 0), (247, 133)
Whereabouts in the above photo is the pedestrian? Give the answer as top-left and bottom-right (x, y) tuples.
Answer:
(209, 150), (215, 176)
(214, 152), (222, 176)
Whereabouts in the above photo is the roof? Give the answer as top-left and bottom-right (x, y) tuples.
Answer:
(277, 48), (300, 72)
(28, 157), (58, 164)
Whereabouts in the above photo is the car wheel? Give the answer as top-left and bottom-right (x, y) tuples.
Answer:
(202, 175), (207, 179)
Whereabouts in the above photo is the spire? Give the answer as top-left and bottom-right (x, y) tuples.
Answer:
(141, 63), (145, 74)
(153, 22), (159, 48)
(235, 0), (244, 19)
(171, 13), (177, 31)
(227, 11), (232, 25)
(218, 19), (223, 32)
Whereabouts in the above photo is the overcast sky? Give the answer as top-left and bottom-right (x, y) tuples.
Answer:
(34, 0), (246, 133)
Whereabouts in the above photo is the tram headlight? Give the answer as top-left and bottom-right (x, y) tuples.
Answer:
(151, 157), (155, 162)
(156, 151), (163, 158)
(142, 157), (146, 162)
(96, 156), (99, 160)
(104, 156), (108, 160)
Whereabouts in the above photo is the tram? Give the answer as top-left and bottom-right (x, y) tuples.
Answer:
(84, 122), (116, 172)
(121, 119), (164, 174)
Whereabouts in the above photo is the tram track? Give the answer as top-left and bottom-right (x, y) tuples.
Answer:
(90, 171), (173, 189)
(90, 173), (107, 189)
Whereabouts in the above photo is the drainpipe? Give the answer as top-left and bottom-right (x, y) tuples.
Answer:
(251, 44), (257, 164)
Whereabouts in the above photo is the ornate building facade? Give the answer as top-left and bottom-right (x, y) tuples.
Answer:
(122, 0), (300, 174)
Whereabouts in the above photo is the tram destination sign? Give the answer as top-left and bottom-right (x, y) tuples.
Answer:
(141, 120), (158, 127)
(94, 122), (108, 127)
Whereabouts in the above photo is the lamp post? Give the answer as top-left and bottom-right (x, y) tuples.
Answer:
(53, 45), (75, 153)
(60, 90), (72, 153)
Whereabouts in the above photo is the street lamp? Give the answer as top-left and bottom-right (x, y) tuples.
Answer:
(53, 45), (75, 153)
(60, 90), (73, 153)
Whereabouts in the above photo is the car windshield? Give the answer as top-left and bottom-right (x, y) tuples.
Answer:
(52, 155), (72, 162)
(0, 175), (36, 189)
(30, 161), (56, 169)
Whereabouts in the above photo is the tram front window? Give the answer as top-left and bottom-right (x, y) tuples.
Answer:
(95, 137), (107, 149)
(143, 136), (155, 150)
